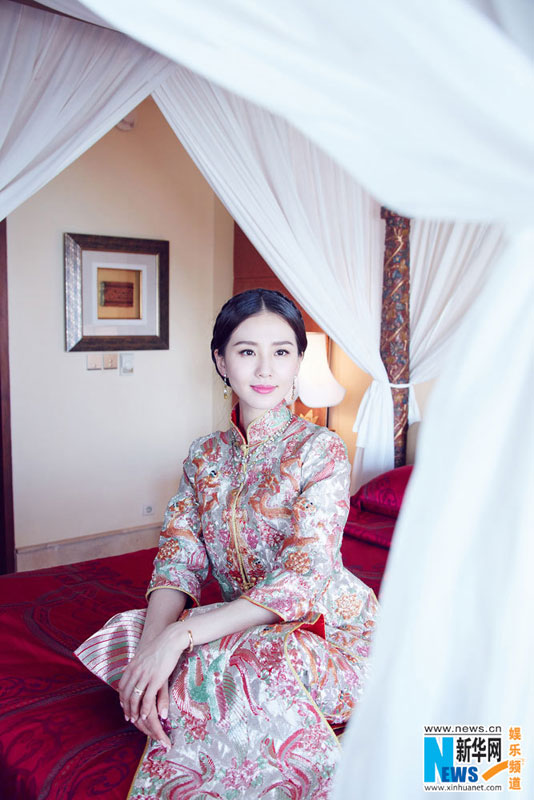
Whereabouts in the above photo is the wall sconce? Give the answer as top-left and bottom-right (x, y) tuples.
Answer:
(297, 332), (345, 408)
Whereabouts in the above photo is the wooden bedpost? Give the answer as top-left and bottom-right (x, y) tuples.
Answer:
(380, 208), (411, 468)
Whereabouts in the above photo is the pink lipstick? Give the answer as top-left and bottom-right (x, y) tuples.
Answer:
(251, 385), (276, 394)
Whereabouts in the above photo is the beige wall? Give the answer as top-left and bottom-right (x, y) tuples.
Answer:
(7, 98), (233, 550)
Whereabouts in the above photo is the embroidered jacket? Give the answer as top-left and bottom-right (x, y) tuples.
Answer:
(148, 401), (376, 637)
(77, 402), (378, 798)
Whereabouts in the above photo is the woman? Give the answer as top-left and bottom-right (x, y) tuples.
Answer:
(76, 289), (377, 799)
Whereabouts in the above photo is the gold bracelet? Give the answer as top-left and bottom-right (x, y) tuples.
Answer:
(187, 629), (194, 653)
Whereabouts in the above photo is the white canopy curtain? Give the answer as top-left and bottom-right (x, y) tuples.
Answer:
(409, 220), (505, 384)
(0, 0), (517, 491)
(355, 219), (505, 484)
(2, 0), (533, 795)
(334, 226), (534, 799)
(0, 2), (175, 221)
(72, 0), (533, 796)
(154, 71), (506, 489)
(74, 0), (534, 223)
(152, 67), (397, 485)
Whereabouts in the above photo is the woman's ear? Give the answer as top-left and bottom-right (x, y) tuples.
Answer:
(214, 349), (226, 378)
(295, 352), (304, 375)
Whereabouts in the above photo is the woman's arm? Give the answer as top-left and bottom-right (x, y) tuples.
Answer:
(138, 587), (187, 646)
(179, 596), (279, 650)
(122, 442), (209, 746)
(118, 588), (187, 746)
(119, 593), (278, 749)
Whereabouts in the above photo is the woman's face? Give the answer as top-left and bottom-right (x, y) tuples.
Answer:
(215, 311), (302, 428)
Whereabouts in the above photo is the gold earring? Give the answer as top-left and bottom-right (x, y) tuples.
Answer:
(291, 376), (298, 403)
(223, 376), (229, 401)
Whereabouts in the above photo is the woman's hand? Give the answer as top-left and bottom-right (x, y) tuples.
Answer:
(118, 598), (277, 748)
(118, 623), (188, 749)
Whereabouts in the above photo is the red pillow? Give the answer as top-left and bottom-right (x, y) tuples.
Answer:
(350, 465), (413, 519)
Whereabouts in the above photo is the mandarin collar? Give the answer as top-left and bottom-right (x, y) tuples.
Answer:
(230, 401), (292, 447)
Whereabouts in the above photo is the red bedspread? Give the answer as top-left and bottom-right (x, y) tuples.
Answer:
(0, 524), (395, 799)
(0, 550), (154, 800)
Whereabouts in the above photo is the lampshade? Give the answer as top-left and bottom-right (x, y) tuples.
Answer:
(297, 333), (345, 408)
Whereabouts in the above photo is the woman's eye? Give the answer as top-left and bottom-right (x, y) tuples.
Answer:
(275, 349), (290, 356)
(239, 349), (255, 356)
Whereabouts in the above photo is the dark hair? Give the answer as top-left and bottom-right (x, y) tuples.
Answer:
(211, 288), (307, 377)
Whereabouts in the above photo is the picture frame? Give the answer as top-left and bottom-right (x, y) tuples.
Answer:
(64, 233), (169, 351)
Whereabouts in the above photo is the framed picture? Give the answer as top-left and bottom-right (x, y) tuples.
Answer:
(64, 233), (169, 351)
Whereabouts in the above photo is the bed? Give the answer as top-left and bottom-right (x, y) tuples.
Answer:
(0, 466), (411, 800)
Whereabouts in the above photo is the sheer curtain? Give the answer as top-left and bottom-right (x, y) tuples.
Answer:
(0, 1), (505, 489)
(334, 225), (534, 799)
(410, 220), (505, 385)
(158, 69), (505, 488)
(354, 221), (505, 484)
(75, 0), (534, 222)
(0, 2), (174, 220)
(75, 0), (534, 794)
(153, 66), (391, 466)
(161, 66), (506, 486)
(16, 0), (522, 489)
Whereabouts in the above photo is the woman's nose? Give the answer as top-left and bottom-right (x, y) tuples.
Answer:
(256, 357), (272, 377)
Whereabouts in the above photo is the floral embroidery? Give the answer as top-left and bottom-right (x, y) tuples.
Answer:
(335, 593), (363, 620)
(130, 795), (159, 800)
(222, 757), (260, 790)
(142, 756), (177, 780)
(245, 527), (259, 548)
(297, 724), (327, 750)
(285, 551), (312, 574)
(179, 709), (209, 742)
(157, 540), (181, 560)
(202, 520), (217, 545)
(327, 435), (348, 462)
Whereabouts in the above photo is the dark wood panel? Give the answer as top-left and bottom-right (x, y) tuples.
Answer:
(0, 219), (15, 574)
(233, 225), (322, 333)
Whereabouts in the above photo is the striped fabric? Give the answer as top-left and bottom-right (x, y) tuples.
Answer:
(75, 608), (146, 689)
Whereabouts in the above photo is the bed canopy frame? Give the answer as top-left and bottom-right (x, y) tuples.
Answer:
(0, 0), (417, 574)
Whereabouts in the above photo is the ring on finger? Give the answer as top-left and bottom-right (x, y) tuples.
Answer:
(133, 686), (144, 695)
